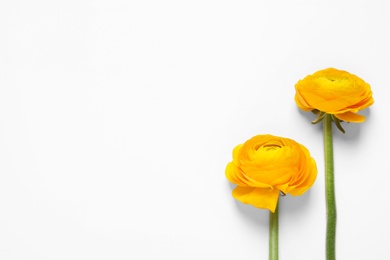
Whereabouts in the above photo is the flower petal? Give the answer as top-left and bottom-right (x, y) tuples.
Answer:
(232, 186), (280, 212)
(334, 111), (366, 123)
(294, 92), (313, 111)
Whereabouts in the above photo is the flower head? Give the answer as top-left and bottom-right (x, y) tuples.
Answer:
(225, 134), (317, 212)
(295, 68), (374, 123)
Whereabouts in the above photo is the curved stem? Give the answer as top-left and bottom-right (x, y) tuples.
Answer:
(324, 114), (336, 260)
(269, 202), (279, 260)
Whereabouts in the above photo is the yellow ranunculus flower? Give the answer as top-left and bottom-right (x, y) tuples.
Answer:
(295, 68), (374, 123)
(225, 135), (317, 212)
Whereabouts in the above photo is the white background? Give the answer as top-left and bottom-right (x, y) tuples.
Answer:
(1, 1), (389, 259)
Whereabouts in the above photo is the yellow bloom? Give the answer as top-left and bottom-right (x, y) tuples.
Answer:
(225, 135), (317, 212)
(295, 68), (374, 123)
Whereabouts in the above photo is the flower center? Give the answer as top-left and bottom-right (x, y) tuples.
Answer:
(263, 144), (282, 151)
(253, 141), (282, 152)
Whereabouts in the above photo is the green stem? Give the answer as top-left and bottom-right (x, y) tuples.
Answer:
(324, 114), (336, 260)
(269, 202), (279, 260)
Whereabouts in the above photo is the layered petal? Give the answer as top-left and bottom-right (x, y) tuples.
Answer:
(225, 135), (317, 211)
(294, 68), (374, 122)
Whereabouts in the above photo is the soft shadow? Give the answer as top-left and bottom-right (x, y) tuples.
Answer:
(227, 182), (312, 227)
(334, 108), (371, 142)
(228, 183), (269, 228)
(280, 190), (312, 214)
(297, 108), (323, 134)
(297, 107), (316, 122)
(297, 107), (372, 143)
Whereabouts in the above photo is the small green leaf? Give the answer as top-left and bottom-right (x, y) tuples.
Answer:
(331, 115), (345, 134)
(312, 111), (326, 124)
(311, 109), (320, 115)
